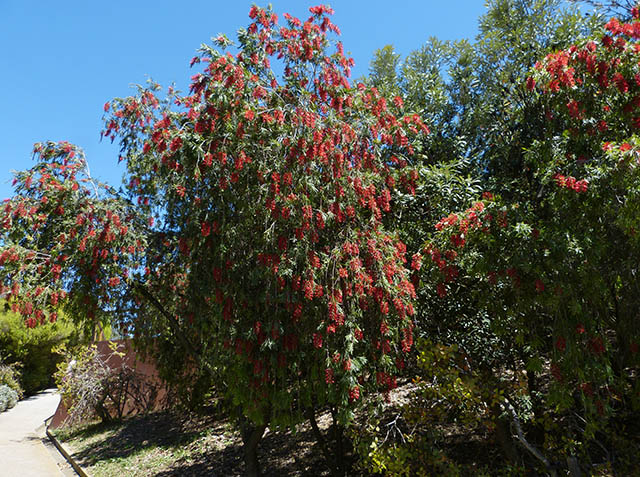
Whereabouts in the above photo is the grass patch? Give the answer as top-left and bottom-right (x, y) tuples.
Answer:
(51, 410), (331, 476)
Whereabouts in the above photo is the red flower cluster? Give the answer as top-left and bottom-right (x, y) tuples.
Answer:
(553, 174), (588, 192)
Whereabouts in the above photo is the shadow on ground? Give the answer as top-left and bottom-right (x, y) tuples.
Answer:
(61, 411), (332, 476)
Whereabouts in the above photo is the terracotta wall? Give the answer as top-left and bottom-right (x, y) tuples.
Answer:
(49, 339), (169, 428)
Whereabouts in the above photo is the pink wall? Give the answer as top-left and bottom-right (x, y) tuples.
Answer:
(49, 339), (170, 428)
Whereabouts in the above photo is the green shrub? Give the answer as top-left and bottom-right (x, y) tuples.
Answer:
(0, 384), (18, 412)
(0, 305), (81, 395)
(0, 362), (23, 399)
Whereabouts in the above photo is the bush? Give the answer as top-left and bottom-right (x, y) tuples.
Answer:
(0, 384), (18, 412)
(0, 304), (81, 395)
(0, 362), (23, 399)
(55, 342), (164, 424)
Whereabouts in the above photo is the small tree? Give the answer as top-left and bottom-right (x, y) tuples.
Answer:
(103, 5), (428, 474)
(1, 5), (428, 475)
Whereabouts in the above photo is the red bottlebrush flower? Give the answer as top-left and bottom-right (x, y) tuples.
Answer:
(444, 249), (458, 261)
(312, 333), (323, 348)
(436, 282), (447, 298)
(550, 363), (563, 381)
(596, 119), (609, 132)
(566, 176), (576, 189)
(554, 173), (566, 188)
(354, 328), (363, 341)
(343, 359), (351, 371)
(535, 279), (545, 293)
(555, 336), (566, 352)
(108, 277), (121, 287)
(277, 236), (288, 251)
(620, 142), (632, 152)
(580, 382), (594, 396)
(613, 72), (629, 93)
(588, 336), (605, 355)
(348, 385), (360, 402)
(450, 233), (465, 248)
(566, 99), (581, 119)
(410, 253), (422, 271)
(576, 323), (586, 334)
(308, 251), (321, 268)
(170, 136), (183, 152)
(201, 221), (211, 237)
(325, 368), (334, 384)
(574, 179), (588, 193)
(605, 17), (621, 35)
(103, 102), (110, 112)
(526, 76), (536, 91)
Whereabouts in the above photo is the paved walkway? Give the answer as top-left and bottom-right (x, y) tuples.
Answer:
(0, 389), (75, 476)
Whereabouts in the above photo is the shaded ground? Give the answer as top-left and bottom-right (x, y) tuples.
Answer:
(54, 409), (335, 477)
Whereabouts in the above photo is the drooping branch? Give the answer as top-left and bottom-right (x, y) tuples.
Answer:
(129, 281), (213, 374)
(504, 400), (558, 476)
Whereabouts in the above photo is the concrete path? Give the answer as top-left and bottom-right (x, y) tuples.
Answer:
(0, 389), (76, 476)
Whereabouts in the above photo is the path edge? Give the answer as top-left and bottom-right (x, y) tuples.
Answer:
(45, 416), (91, 477)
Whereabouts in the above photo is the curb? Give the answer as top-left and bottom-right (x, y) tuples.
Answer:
(45, 416), (91, 477)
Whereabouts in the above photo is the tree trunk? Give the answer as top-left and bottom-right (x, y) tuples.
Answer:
(308, 406), (349, 476)
(330, 407), (347, 476)
(495, 415), (519, 463)
(239, 416), (267, 477)
(308, 407), (333, 467)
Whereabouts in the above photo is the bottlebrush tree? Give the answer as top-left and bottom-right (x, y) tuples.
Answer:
(4, 5), (427, 475)
(0, 142), (147, 337)
(409, 9), (640, 474)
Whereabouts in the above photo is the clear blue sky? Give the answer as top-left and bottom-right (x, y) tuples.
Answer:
(0, 1), (487, 200)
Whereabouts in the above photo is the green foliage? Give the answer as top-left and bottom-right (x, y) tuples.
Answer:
(356, 0), (639, 474)
(355, 338), (529, 476)
(100, 4), (428, 433)
(0, 305), (81, 394)
(0, 361), (23, 399)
